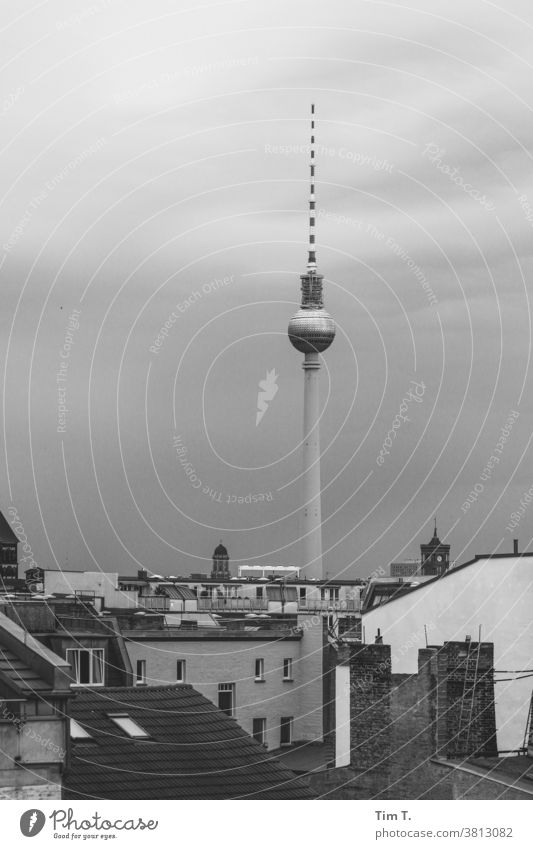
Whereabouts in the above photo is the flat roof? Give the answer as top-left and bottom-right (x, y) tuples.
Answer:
(117, 575), (364, 586)
(122, 628), (302, 642)
(436, 756), (533, 795)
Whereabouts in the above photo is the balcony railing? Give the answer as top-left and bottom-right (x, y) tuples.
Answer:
(197, 598), (360, 612)
(298, 599), (360, 612)
(139, 596), (360, 613)
(197, 598), (269, 611)
(139, 596), (170, 610)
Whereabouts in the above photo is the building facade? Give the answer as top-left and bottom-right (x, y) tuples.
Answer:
(390, 560), (422, 578)
(123, 610), (327, 751)
(0, 610), (71, 799)
(362, 551), (533, 754)
(0, 511), (18, 589)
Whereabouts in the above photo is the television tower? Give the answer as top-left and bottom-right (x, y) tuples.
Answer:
(288, 104), (336, 580)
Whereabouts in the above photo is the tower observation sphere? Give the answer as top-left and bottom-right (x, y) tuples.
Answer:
(288, 308), (336, 353)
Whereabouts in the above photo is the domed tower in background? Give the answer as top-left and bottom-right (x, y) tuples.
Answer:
(211, 541), (230, 580)
(288, 105), (336, 580)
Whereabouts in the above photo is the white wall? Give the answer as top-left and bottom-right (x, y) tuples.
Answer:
(43, 570), (137, 608)
(362, 556), (533, 753)
(335, 664), (351, 767)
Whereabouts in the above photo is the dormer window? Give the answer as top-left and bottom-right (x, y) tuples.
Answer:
(70, 719), (92, 740)
(108, 714), (150, 738)
(66, 648), (104, 686)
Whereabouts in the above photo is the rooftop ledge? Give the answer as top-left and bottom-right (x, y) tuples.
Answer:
(431, 757), (533, 795)
(121, 628), (302, 641)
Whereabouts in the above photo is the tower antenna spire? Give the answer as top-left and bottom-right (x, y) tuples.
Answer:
(308, 103), (317, 272)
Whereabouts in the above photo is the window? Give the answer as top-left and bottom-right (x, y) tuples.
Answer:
(1, 546), (16, 564)
(256, 586), (263, 599)
(176, 660), (186, 683)
(134, 659), (145, 685)
(108, 714), (150, 738)
(299, 587), (306, 603)
(0, 700), (25, 724)
(70, 719), (92, 740)
(266, 585), (282, 601)
(339, 616), (360, 638)
(218, 683), (235, 717)
(254, 658), (265, 681)
(280, 716), (293, 746)
(282, 658), (293, 681)
(66, 648), (105, 686)
(252, 718), (266, 745)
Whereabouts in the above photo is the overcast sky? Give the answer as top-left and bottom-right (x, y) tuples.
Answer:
(2, 0), (533, 579)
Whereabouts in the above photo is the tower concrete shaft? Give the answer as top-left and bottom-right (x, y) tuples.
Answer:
(301, 352), (324, 579)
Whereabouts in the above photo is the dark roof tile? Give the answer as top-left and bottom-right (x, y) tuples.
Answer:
(0, 647), (50, 694)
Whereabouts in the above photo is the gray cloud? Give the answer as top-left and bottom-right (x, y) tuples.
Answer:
(2, 0), (533, 579)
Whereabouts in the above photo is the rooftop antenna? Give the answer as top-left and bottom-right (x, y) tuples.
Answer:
(308, 103), (317, 272)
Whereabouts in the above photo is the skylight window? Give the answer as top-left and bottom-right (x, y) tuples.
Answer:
(108, 713), (150, 738)
(70, 719), (92, 740)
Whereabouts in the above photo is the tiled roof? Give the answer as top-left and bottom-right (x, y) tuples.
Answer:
(162, 585), (196, 601)
(0, 646), (50, 694)
(0, 610), (73, 696)
(63, 685), (313, 800)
